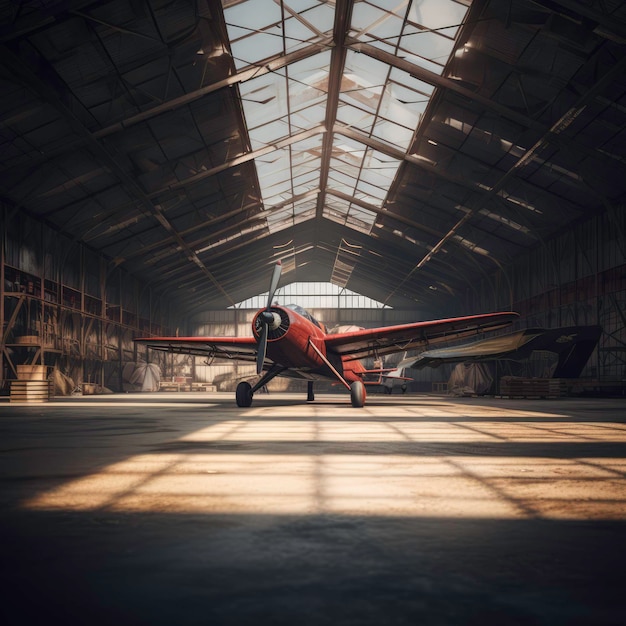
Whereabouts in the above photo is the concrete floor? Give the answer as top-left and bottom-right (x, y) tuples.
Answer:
(0, 391), (625, 625)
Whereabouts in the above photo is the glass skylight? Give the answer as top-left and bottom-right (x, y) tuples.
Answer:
(221, 0), (471, 247)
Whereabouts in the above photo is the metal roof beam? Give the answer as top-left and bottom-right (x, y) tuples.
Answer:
(529, 0), (626, 44)
(314, 0), (354, 221)
(347, 39), (547, 134)
(93, 41), (332, 140)
(0, 43), (237, 307)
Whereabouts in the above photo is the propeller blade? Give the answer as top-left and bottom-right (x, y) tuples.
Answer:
(266, 260), (282, 310)
(256, 323), (268, 375)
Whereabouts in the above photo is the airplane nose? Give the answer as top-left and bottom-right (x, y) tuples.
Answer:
(260, 310), (282, 331)
(260, 311), (275, 325)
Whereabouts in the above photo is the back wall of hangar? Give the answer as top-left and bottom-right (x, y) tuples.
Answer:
(1, 1), (625, 391)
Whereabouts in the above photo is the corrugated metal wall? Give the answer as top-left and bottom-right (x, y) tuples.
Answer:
(466, 209), (626, 381)
(1, 205), (180, 393)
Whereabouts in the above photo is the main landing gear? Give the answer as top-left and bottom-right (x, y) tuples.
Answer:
(350, 381), (366, 408)
(238, 379), (366, 408)
(236, 364), (286, 408)
(235, 379), (318, 406)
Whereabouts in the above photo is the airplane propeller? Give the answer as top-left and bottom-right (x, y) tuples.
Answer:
(256, 260), (282, 374)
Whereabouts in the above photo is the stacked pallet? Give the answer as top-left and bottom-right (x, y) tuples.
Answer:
(191, 382), (216, 392)
(499, 377), (567, 399)
(10, 365), (52, 403)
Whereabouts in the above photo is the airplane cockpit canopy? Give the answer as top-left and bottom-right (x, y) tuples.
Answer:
(284, 304), (323, 331)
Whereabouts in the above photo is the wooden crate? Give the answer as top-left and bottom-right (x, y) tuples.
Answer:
(82, 383), (97, 395)
(17, 365), (48, 381)
(500, 377), (567, 398)
(191, 383), (216, 392)
(159, 383), (181, 392)
(10, 380), (52, 403)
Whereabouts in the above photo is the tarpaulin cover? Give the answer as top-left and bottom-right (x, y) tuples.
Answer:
(124, 362), (161, 391)
(448, 363), (493, 396)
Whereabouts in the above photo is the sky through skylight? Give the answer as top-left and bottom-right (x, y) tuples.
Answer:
(221, 0), (470, 240)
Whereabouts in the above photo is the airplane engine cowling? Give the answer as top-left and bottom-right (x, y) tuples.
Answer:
(253, 307), (290, 341)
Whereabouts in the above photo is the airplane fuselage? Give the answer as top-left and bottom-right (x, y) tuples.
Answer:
(251, 305), (365, 383)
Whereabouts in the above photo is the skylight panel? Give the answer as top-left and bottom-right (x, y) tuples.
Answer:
(221, 0), (471, 249)
(360, 149), (401, 187)
(326, 171), (358, 198)
(223, 0), (283, 68)
(341, 51), (388, 113)
(256, 149), (290, 186)
(249, 120), (290, 150)
(288, 52), (331, 102)
(229, 31), (283, 66)
(353, 179), (387, 202)
(397, 32), (453, 74)
(264, 199), (315, 233)
(371, 118), (415, 150)
(323, 196), (376, 235)
(329, 157), (360, 180)
(326, 167), (359, 189)
(289, 105), (326, 130)
(294, 198), (317, 216)
(284, 2), (335, 53)
(347, 205), (377, 230)
(407, 0), (467, 35)
(242, 77), (288, 137)
(324, 195), (350, 218)
(350, 1), (404, 45)
(292, 171), (319, 195)
(389, 67), (434, 97)
(332, 137), (366, 161)
(378, 85), (422, 129)
(385, 73), (433, 128)
(284, 13), (320, 53)
(338, 106), (373, 133)
(224, 0), (281, 32)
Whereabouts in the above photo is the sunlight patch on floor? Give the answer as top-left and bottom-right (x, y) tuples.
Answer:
(22, 399), (626, 520)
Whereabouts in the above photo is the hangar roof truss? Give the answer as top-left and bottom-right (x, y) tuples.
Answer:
(0, 0), (624, 314)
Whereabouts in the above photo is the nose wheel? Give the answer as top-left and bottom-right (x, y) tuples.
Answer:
(236, 381), (253, 407)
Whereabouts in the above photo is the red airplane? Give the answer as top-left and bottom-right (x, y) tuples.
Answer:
(135, 261), (518, 407)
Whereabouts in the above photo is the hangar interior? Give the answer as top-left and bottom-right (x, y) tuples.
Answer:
(1, 0), (625, 395)
(2, 3), (626, 625)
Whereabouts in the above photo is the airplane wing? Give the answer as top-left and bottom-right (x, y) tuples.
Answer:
(324, 312), (518, 361)
(134, 336), (258, 362)
(403, 325), (601, 378)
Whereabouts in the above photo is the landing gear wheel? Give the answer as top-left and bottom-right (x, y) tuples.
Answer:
(384, 385), (392, 395)
(401, 383), (407, 394)
(236, 381), (253, 407)
(350, 381), (366, 408)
